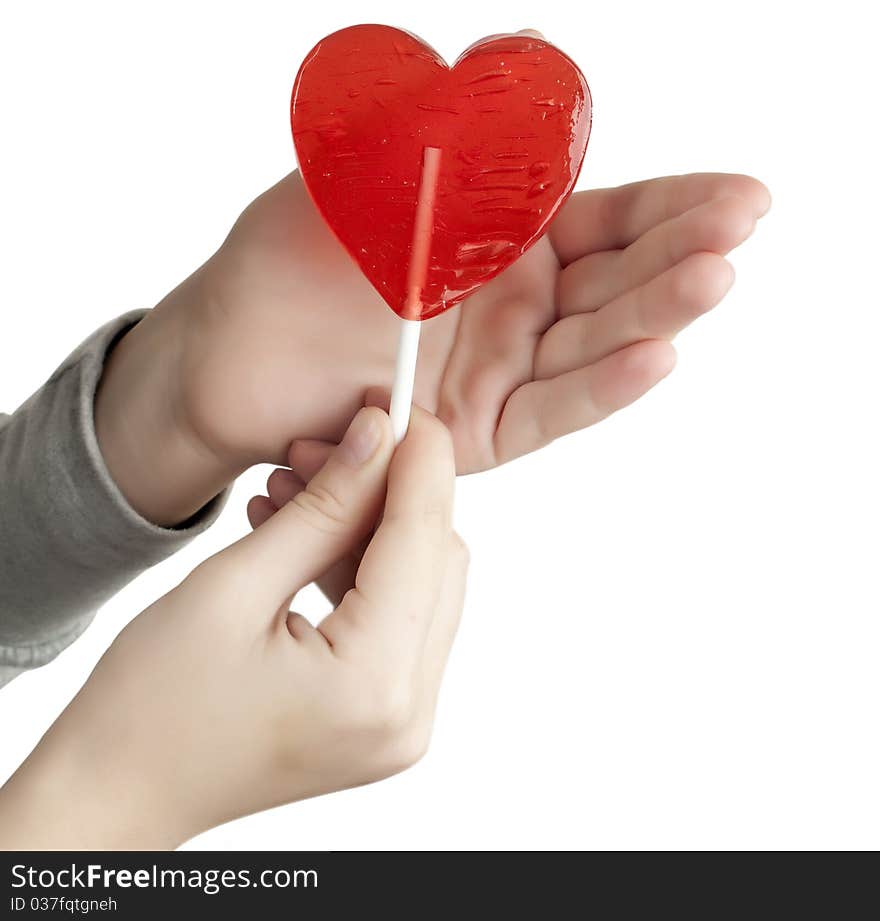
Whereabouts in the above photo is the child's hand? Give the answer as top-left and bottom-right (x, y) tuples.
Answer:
(0, 408), (467, 849)
(95, 169), (769, 524)
(187, 171), (770, 470)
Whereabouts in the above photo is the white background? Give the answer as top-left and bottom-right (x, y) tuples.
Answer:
(1, 0), (878, 850)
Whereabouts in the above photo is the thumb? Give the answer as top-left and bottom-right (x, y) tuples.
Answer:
(228, 406), (394, 604)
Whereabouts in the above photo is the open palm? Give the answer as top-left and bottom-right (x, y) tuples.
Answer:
(185, 169), (768, 475)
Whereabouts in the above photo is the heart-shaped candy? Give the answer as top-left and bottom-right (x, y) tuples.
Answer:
(291, 25), (591, 320)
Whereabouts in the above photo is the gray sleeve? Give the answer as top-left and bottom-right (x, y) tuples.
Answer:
(0, 312), (228, 688)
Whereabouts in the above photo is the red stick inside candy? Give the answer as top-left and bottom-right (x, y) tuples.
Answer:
(403, 146), (442, 321)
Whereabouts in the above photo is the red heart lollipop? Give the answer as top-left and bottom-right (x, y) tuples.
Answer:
(291, 25), (591, 321)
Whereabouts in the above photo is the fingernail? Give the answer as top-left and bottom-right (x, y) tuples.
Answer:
(337, 408), (381, 467)
(517, 28), (546, 40)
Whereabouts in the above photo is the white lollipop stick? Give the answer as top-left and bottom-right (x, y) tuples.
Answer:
(389, 145), (442, 443)
(389, 318), (421, 442)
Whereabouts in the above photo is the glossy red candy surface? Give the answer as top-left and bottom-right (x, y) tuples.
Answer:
(291, 25), (591, 320)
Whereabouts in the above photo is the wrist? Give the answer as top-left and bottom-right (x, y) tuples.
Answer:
(94, 273), (243, 527)
(0, 693), (193, 850)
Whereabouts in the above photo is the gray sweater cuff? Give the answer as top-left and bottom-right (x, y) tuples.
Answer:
(0, 312), (228, 683)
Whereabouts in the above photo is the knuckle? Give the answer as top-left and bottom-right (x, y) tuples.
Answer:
(533, 398), (557, 447)
(449, 531), (470, 569)
(381, 726), (432, 775)
(291, 482), (349, 534)
(334, 667), (432, 781)
(373, 683), (417, 737)
(347, 674), (417, 740)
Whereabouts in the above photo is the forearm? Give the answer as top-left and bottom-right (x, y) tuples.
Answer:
(0, 311), (228, 684)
